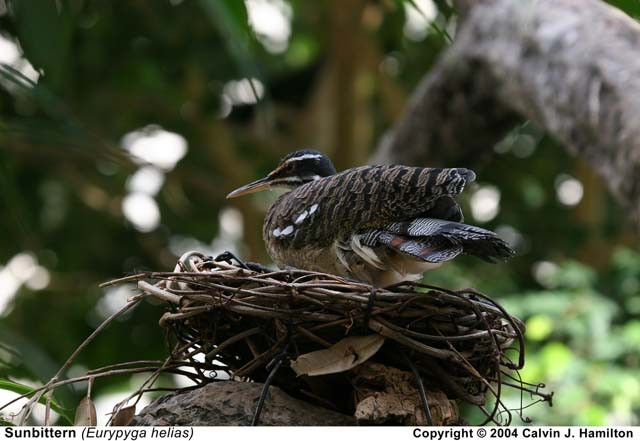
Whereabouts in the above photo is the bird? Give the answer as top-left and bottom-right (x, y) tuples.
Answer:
(227, 149), (514, 287)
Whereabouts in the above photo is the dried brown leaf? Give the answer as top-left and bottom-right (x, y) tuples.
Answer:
(74, 396), (97, 426)
(112, 405), (136, 426)
(291, 334), (385, 376)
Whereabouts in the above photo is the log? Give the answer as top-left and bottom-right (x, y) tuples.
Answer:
(131, 382), (356, 426)
(130, 376), (461, 426)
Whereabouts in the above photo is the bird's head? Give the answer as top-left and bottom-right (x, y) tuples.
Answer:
(226, 149), (336, 198)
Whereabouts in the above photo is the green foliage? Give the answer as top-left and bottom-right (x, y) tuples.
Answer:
(10, 0), (72, 88)
(607, 0), (640, 17)
(0, 380), (73, 424)
(498, 249), (640, 425)
(0, 323), (77, 409)
(198, 0), (261, 80)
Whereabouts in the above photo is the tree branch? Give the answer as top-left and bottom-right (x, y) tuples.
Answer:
(372, 0), (640, 229)
(131, 381), (356, 426)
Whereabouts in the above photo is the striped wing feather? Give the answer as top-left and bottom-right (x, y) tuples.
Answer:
(366, 218), (514, 264)
(265, 165), (476, 248)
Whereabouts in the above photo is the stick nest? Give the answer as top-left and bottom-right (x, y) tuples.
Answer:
(121, 251), (549, 425)
(5, 250), (551, 426)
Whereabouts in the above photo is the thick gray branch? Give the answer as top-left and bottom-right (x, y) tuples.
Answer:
(131, 382), (355, 426)
(372, 0), (640, 228)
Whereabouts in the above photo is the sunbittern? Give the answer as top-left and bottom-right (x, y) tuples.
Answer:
(227, 149), (513, 287)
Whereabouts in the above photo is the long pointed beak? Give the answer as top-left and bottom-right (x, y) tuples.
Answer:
(226, 177), (271, 199)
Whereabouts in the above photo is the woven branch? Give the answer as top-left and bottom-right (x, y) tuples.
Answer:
(4, 251), (551, 426)
(121, 251), (549, 425)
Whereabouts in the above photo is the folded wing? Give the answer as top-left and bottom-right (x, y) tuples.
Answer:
(359, 217), (514, 264)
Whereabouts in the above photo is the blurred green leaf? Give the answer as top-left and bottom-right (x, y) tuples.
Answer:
(10, 0), (72, 88)
(582, 404), (607, 425)
(0, 324), (75, 410)
(540, 342), (573, 379)
(550, 261), (597, 289)
(285, 36), (319, 68)
(622, 320), (640, 350)
(607, 0), (640, 18)
(612, 247), (640, 274)
(0, 380), (73, 424)
(526, 314), (554, 341)
(595, 368), (640, 399)
(521, 177), (545, 208)
(198, 0), (262, 80)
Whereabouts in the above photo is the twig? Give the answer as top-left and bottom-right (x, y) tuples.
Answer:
(14, 294), (144, 424)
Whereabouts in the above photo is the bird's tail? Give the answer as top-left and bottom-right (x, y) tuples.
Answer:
(374, 218), (514, 264)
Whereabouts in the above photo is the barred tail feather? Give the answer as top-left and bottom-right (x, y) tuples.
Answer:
(374, 218), (514, 263)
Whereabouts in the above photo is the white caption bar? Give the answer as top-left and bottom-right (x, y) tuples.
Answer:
(1, 426), (638, 441)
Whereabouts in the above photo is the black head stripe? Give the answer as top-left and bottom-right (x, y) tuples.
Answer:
(273, 149), (337, 181)
(282, 149), (325, 161)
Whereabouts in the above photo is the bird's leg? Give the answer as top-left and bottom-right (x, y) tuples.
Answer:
(213, 251), (272, 273)
(243, 262), (273, 273)
(251, 343), (290, 426)
(252, 315), (296, 426)
(399, 349), (434, 426)
(362, 286), (378, 330)
(213, 251), (249, 268)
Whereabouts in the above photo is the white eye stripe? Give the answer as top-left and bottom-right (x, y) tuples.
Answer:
(309, 204), (319, 214)
(274, 176), (303, 183)
(272, 175), (319, 183)
(284, 154), (324, 163)
(281, 225), (294, 236)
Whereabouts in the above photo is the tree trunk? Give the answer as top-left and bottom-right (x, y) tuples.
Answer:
(371, 0), (640, 230)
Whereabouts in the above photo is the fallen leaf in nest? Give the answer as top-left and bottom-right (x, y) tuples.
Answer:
(74, 396), (97, 426)
(291, 335), (385, 376)
(112, 405), (136, 426)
